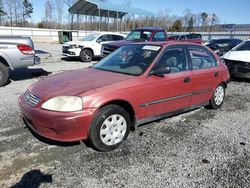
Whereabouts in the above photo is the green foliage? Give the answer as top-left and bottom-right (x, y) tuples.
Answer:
(23, 0), (33, 19)
(170, 20), (182, 32)
(201, 12), (208, 23)
(37, 22), (45, 28)
(0, 0), (5, 16)
(187, 17), (194, 31)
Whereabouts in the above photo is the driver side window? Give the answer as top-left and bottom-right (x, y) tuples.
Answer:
(154, 47), (188, 73)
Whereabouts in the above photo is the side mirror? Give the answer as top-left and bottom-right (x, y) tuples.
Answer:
(149, 67), (171, 77)
(96, 39), (102, 43)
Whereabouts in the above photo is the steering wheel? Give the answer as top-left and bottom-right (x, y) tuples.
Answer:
(137, 62), (147, 70)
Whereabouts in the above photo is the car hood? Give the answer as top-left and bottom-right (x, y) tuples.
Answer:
(223, 50), (250, 63)
(104, 39), (145, 48)
(29, 68), (133, 101)
(63, 41), (92, 46)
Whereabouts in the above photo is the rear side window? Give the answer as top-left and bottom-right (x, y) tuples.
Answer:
(188, 46), (218, 70)
(112, 35), (124, 41)
(187, 34), (202, 39)
(98, 35), (110, 42)
(153, 31), (166, 41)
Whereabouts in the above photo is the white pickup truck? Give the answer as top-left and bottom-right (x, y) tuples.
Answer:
(62, 32), (125, 62)
(0, 36), (40, 87)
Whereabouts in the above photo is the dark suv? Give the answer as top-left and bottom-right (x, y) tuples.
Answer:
(204, 38), (243, 56)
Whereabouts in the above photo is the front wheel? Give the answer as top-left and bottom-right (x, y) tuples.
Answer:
(80, 49), (93, 62)
(88, 105), (131, 152)
(0, 63), (9, 87)
(207, 84), (225, 109)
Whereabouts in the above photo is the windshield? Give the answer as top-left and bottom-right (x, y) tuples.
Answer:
(80, 33), (99, 41)
(93, 44), (162, 76)
(126, 30), (152, 41)
(232, 41), (250, 51)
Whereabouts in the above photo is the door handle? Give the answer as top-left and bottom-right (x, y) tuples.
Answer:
(184, 77), (191, 83)
(214, 72), (219, 77)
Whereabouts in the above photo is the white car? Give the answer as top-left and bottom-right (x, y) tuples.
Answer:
(223, 40), (250, 78)
(62, 32), (125, 62)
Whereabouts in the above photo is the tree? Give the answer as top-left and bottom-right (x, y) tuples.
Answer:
(201, 12), (208, 31)
(187, 16), (194, 31)
(22, 0), (33, 25)
(44, 0), (53, 28)
(55, 0), (65, 28)
(0, 0), (6, 25)
(170, 20), (182, 32)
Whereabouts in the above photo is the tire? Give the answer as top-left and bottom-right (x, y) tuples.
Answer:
(88, 104), (131, 152)
(80, 49), (93, 62)
(207, 84), (225, 109)
(0, 63), (9, 87)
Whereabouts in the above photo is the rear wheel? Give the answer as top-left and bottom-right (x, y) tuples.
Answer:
(88, 105), (131, 152)
(0, 63), (9, 87)
(207, 84), (225, 109)
(80, 49), (93, 62)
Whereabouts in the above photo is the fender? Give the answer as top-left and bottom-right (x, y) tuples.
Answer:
(0, 51), (14, 70)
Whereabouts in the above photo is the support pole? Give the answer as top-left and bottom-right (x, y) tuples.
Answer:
(117, 12), (119, 31)
(108, 11), (110, 32)
(77, 14), (80, 30)
(85, 15), (87, 35)
(99, 9), (101, 31)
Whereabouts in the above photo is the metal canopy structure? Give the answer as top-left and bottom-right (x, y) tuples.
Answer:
(69, 0), (155, 31)
(69, 0), (155, 18)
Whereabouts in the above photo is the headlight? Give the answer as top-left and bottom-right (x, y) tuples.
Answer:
(70, 44), (80, 48)
(42, 96), (83, 112)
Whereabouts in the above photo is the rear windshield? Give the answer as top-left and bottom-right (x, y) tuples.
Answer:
(126, 30), (152, 41)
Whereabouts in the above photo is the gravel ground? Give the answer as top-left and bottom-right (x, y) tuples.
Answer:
(0, 43), (249, 188)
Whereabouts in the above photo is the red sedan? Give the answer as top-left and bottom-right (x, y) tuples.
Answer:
(19, 42), (230, 151)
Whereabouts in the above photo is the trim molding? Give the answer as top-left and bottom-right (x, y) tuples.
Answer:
(135, 102), (209, 127)
(139, 89), (211, 108)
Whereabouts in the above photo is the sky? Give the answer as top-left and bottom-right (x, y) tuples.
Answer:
(30, 0), (250, 24)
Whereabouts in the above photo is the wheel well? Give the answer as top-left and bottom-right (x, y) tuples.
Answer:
(81, 48), (94, 56)
(221, 81), (227, 88)
(99, 100), (135, 124)
(0, 56), (9, 68)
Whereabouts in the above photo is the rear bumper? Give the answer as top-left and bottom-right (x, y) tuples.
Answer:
(19, 94), (97, 142)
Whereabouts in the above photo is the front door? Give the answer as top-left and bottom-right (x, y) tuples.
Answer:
(145, 46), (192, 117)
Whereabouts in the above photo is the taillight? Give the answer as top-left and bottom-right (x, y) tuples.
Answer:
(17, 44), (35, 55)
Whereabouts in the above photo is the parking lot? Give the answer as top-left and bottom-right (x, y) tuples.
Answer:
(0, 43), (249, 187)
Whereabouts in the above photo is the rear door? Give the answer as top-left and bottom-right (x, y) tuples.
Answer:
(145, 45), (192, 117)
(187, 45), (221, 106)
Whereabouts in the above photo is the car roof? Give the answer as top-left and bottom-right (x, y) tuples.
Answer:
(129, 41), (203, 47)
(134, 27), (165, 31)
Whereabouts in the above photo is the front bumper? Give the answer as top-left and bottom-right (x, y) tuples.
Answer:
(225, 59), (250, 79)
(18, 94), (97, 142)
(62, 46), (81, 57)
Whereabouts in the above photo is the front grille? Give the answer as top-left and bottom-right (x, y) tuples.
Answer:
(102, 46), (117, 57)
(24, 90), (41, 107)
(62, 46), (70, 53)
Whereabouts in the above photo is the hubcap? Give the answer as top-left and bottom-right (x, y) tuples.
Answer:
(100, 114), (127, 146)
(214, 86), (224, 106)
(82, 51), (91, 61)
